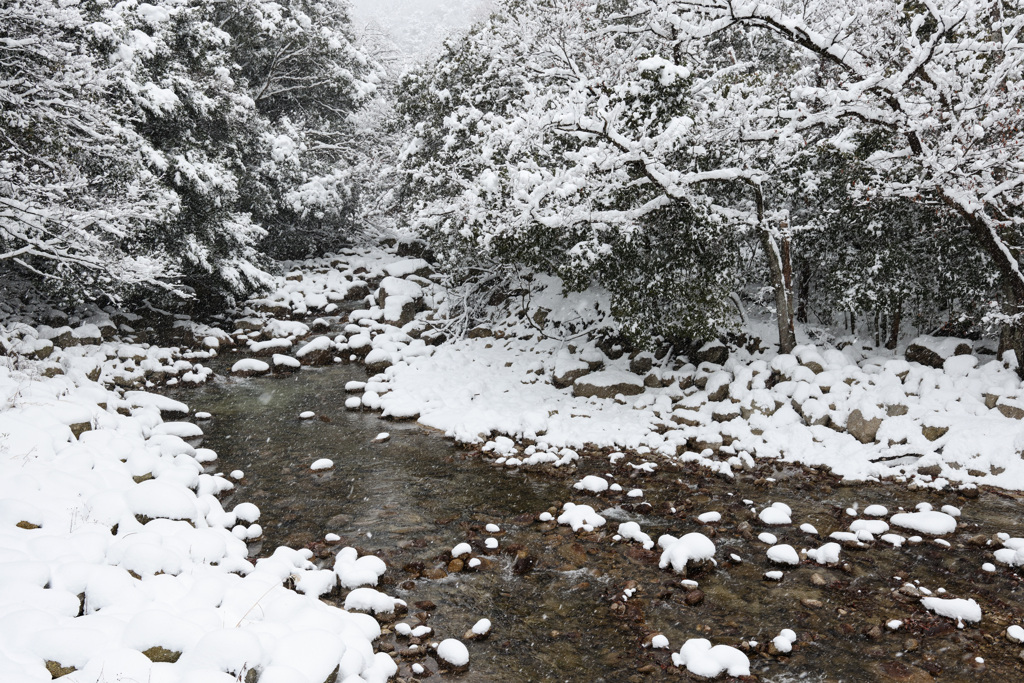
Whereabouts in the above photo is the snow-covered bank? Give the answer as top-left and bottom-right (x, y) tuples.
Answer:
(0, 334), (398, 682)
(245, 247), (1024, 492)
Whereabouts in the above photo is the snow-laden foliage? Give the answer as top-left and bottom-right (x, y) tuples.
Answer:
(0, 0), (178, 294)
(2, 0), (380, 307)
(398, 0), (1024, 354)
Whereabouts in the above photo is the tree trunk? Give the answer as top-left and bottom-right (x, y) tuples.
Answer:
(944, 197), (1024, 375)
(886, 302), (901, 350)
(796, 257), (810, 324)
(748, 181), (797, 354)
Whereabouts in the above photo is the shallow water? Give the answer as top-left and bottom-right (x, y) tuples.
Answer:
(175, 364), (1024, 682)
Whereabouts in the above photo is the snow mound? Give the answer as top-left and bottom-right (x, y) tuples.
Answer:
(766, 544), (800, 565)
(471, 618), (491, 636)
(343, 587), (402, 614)
(557, 503), (606, 532)
(671, 638), (750, 678)
(334, 547), (387, 588)
(890, 511), (957, 535)
(573, 475), (609, 493)
(658, 533), (716, 573)
(437, 638), (469, 667)
(758, 502), (792, 525)
(772, 629), (797, 654)
(921, 597), (982, 623)
(806, 542), (841, 565)
(617, 521), (654, 550)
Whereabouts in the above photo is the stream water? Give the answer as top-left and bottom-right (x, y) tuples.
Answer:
(173, 364), (1024, 682)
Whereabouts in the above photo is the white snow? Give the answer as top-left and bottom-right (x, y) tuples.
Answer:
(758, 502), (792, 525)
(890, 511), (957, 535)
(472, 618), (492, 636)
(573, 475), (609, 493)
(1007, 625), (1024, 643)
(231, 358), (270, 374)
(299, 410), (316, 419)
(557, 503), (606, 532)
(437, 638), (469, 667)
(0, 342), (397, 683)
(617, 521), (654, 550)
(650, 634), (670, 649)
(344, 587), (402, 613)
(311, 458), (334, 470)
(334, 547), (387, 588)
(772, 629), (797, 654)
(864, 505), (888, 516)
(233, 502), (260, 523)
(698, 511), (721, 523)
(658, 533), (716, 573)
(766, 544), (800, 565)
(921, 597), (982, 623)
(671, 638), (750, 677)
(451, 542), (472, 557)
(806, 542), (841, 565)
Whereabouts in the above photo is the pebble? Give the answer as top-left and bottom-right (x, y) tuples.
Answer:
(801, 598), (823, 609)
(811, 573), (827, 587)
(684, 589), (705, 606)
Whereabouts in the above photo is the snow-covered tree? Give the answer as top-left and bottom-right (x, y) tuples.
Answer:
(1, 0), (177, 295)
(218, 0), (381, 258)
(401, 0), (1023, 356)
(653, 0), (1024, 355)
(4, 0), (381, 308)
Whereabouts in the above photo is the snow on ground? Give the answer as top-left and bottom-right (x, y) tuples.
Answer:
(0, 319), (399, 681)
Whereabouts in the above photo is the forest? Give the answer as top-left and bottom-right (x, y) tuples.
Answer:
(4, 0), (1023, 358)
(4, 2), (1024, 681)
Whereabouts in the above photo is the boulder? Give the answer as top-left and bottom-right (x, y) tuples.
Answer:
(629, 352), (655, 376)
(922, 424), (949, 441)
(364, 349), (393, 374)
(70, 323), (103, 346)
(905, 335), (972, 369)
(231, 359), (270, 377)
(693, 341), (729, 366)
(573, 371), (645, 399)
(272, 354), (301, 374)
(344, 282), (370, 302)
(553, 354), (592, 388)
(296, 336), (335, 366)
(846, 409), (883, 444)
(996, 399), (1024, 420)
(254, 300), (292, 318)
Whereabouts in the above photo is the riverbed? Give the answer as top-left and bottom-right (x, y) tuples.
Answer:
(172, 363), (1024, 682)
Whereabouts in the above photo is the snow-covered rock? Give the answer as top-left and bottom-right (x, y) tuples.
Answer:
(557, 503), (606, 532)
(921, 597), (982, 623)
(890, 511), (957, 535)
(671, 638), (750, 678)
(658, 533), (716, 573)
